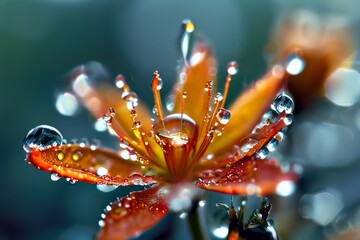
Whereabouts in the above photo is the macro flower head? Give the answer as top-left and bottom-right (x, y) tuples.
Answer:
(23, 20), (296, 240)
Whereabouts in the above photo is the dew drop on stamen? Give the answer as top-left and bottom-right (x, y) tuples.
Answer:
(262, 108), (279, 122)
(227, 61), (239, 75)
(23, 125), (63, 153)
(98, 220), (105, 228)
(216, 108), (231, 125)
(115, 74), (125, 89)
(125, 92), (139, 110)
(285, 52), (305, 75)
(273, 93), (294, 114)
(132, 120), (141, 129)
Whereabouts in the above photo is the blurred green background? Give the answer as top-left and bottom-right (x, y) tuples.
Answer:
(1, 0), (360, 239)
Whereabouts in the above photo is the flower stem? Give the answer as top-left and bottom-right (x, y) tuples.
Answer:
(186, 206), (206, 240)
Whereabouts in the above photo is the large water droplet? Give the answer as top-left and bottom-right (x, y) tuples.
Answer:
(285, 52), (305, 75)
(262, 108), (279, 122)
(55, 92), (79, 116)
(227, 61), (239, 75)
(273, 93), (294, 114)
(216, 108), (231, 125)
(283, 114), (294, 125)
(23, 125), (63, 152)
(97, 184), (118, 193)
(125, 92), (138, 110)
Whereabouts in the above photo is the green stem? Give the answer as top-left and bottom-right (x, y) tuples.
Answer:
(186, 207), (206, 240)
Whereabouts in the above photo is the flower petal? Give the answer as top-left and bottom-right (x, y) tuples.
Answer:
(26, 144), (161, 185)
(196, 157), (296, 196)
(97, 186), (169, 240)
(72, 68), (153, 140)
(171, 40), (217, 124)
(205, 66), (287, 156)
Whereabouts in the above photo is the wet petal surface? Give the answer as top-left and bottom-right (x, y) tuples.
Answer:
(98, 186), (169, 240)
(196, 157), (296, 196)
(26, 144), (159, 186)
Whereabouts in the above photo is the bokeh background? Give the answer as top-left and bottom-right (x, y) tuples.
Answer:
(1, 0), (360, 239)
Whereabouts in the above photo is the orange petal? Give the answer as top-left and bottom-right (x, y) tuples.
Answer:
(97, 186), (169, 240)
(196, 157), (296, 196)
(71, 68), (153, 141)
(196, 111), (289, 170)
(26, 144), (160, 185)
(205, 66), (288, 156)
(171, 40), (217, 124)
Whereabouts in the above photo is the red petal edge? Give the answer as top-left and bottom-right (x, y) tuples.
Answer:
(27, 144), (158, 186)
(97, 185), (169, 240)
(196, 157), (297, 196)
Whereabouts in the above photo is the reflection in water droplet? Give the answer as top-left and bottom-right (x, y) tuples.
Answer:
(285, 53), (305, 75)
(23, 125), (63, 152)
(96, 167), (108, 176)
(216, 108), (231, 125)
(273, 92), (294, 114)
(227, 61), (239, 75)
(50, 173), (61, 181)
(132, 120), (141, 129)
(55, 92), (79, 116)
(263, 108), (279, 122)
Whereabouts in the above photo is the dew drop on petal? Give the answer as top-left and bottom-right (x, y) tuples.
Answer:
(285, 52), (305, 75)
(96, 167), (108, 176)
(273, 92), (294, 114)
(227, 61), (239, 75)
(97, 185), (118, 193)
(115, 74), (125, 89)
(50, 173), (61, 181)
(23, 125), (63, 152)
(98, 220), (105, 228)
(55, 92), (79, 116)
(256, 147), (269, 159)
(266, 138), (279, 152)
(216, 108), (231, 125)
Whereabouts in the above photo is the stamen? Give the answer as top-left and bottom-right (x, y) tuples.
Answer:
(151, 71), (165, 123)
(221, 61), (239, 108)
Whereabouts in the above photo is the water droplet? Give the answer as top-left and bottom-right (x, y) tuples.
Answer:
(216, 108), (231, 125)
(283, 114), (294, 125)
(215, 92), (223, 102)
(57, 150), (65, 160)
(132, 120), (141, 129)
(182, 92), (187, 99)
(102, 114), (112, 124)
(273, 93), (294, 114)
(256, 147), (269, 159)
(96, 167), (108, 176)
(109, 108), (115, 117)
(68, 179), (78, 184)
(285, 52), (305, 75)
(97, 184), (118, 193)
(115, 74), (125, 89)
(130, 110), (137, 118)
(23, 125), (63, 152)
(55, 92), (79, 116)
(50, 173), (61, 181)
(212, 225), (229, 239)
(274, 132), (285, 142)
(72, 150), (83, 161)
(266, 138), (279, 152)
(241, 138), (258, 153)
(227, 61), (239, 75)
(276, 180), (296, 197)
(183, 19), (195, 33)
(125, 92), (138, 110)
(262, 108), (279, 122)
(199, 200), (206, 207)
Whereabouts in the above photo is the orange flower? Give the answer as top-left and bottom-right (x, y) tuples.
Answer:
(23, 21), (295, 240)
